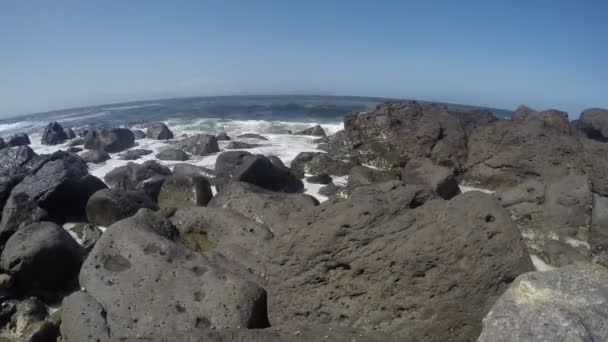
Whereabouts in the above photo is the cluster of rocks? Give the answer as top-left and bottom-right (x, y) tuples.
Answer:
(1, 104), (608, 340)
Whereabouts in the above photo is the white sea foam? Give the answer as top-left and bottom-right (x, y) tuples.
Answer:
(459, 184), (495, 194)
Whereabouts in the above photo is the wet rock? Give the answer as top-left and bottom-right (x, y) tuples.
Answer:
(226, 141), (260, 149)
(86, 188), (158, 227)
(0, 146), (39, 176)
(60, 291), (110, 342)
(83, 128), (135, 153)
(479, 264), (608, 342)
(6, 133), (31, 147)
(78, 209), (269, 339)
(156, 148), (189, 161)
(119, 148), (153, 160)
(157, 174), (213, 208)
(290, 152), (321, 178)
(0, 222), (85, 295)
(0, 138), (5, 150)
(179, 134), (219, 156)
(104, 161), (172, 196)
(237, 133), (268, 140)
(402, 158), (460, 199)
(65, 127), (76, 139)
(209, 182), (318, 236)
(65, 223), (103, 251)
(80, 150), (110, 164)
(233, 155), (303, 193)
(305, 174), (332, 185)
(269, 190), (533, 340)
(216, 132), (231, 141)
(146, 122), (174, 140)
(294, 124), (326, 137)
(132, 129), (146, 140)
(41, 122), (68, 145)
(9, 154), (107, 223)
(347, 165), (400, 189)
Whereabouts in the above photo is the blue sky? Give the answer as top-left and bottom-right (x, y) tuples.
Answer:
(0, 0), (606, 118)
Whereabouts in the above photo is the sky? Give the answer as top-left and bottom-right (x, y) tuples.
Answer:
(0, 0), (606, 119)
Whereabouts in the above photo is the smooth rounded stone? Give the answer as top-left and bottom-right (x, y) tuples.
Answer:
(318, 183), (342, 197)
(132, 129), (146, 140)
(268, 190), (533, 340)
(512, 105), (574, 135)
(0, 222), (85, 295)
(67, 137), (84, 146)
(65, 127), (76, 139)
(104, 161), (172, 192)
(209, 182), (318, 237)
(232, 155), (303, 193)
(80, 150), (110, 164)
(216, 132), (231, 141)
(226, 141), (260, 149)
(7, 133), (31, 147)
(578, 108), (608, 141)
(118, 148), (153, 160)
(146, 122), (174, 140)
(294, 124), (326, 137)
(83, 128), (135, 153)
(65, 223), (103, 251)
(237, 133), (268, 140)
(157, 174), (213, 208)
(60, 291), (110, 342)
(347, 165), (400, 189)
(171, 207), (273, 275)
(0, 146), (38, 177)
(9, 155), (107, 223)
(402, 158), (460, 200)
(86, 188), (158, 227)
(305, 173), (332, 185)
(78, 210), (269, 339)
(478, 264), (608, 342)
(0, 138), (5, 150)
(156, 148), (189, 161)
(0, 193), (48, 248)
(41, 122), (68, 145)
(179, 134), (219, 156)
(66, 146), (82, 153)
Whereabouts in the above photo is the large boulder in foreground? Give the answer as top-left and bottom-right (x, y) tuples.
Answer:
(179, 134), (219, 156)
(86, 188), (158, 227)
(61, 291), (110, 342)
(146, 122), (174, 140)
(478, 264), (608, 342)
(41, 122), (68, 145)
(578, 108), (608, 141)
(268, 190), (533, 340)
(402, 158), (460, 200)
(209, 182), (318, 237)
(0, 222), (85, 296)
(77, 209), (269, 339)
(83, 128), (135, 153)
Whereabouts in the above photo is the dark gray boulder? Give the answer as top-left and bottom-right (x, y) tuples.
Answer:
(86, 188), (158, 227)
(119, 148), (153, 160)
(226, 141), (260, 149)
(215, 151), (253, 188)
(0, 222), (85, 295)
(578, 108), (608, 141)
(231, 155), (303, 193)
(216, 132), (231, 141)
(9, 154), (107, 223)
(80, 150), (110, 164)
(146, 122), (174, 140)
(157, 174), (213, 208)
(77, 209), (269, 339)
(83, 128), (135, 153)
(268, 190), (533, 340)
(402, 158), (460, 200)
(0, 146), (39, 176)
(60, 291), (110, 342)
(0, 193), (48, 248)
(41, 122), (68, 145)
(104, 161), (172, 194)
(294, 124), (326, 137)
(179, 134), (219, 156)
(7, 133), (30, 147)
(305, 174), (332, 185)
(478, 264), (608, 342)
(347, 165), (400, 189)
(65, 127), (76, 139)
(209, 182), (318, 236)
(0, 174), (25, 216)
(132, 129), (146, 139)
(289, 152), (321, 178)
(237, 133), (268, 140)
(171, 207), (273, 275)
(0, 138), (5, 150)
(156, 148), (189, 161)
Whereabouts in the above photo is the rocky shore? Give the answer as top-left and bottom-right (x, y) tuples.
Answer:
(0, 102), (608, 341)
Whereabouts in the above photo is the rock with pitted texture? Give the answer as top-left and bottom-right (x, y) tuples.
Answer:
(86, 188), (158, 227)
(146, 122), (174, 140)
(41, 122), (68, 145)
(65, 127), (76, 139)
(83, 128), (135, 153)
(402, 158), (460, 200)
(60, 291), (110, 342)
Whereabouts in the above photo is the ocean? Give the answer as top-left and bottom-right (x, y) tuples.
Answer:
(0, 95), (512, 201)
